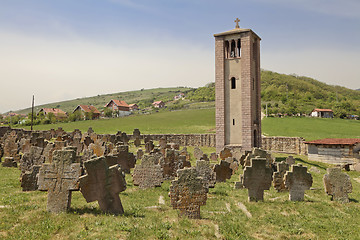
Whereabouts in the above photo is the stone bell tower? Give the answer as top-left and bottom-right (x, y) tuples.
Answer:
(214, 18), (261, 152)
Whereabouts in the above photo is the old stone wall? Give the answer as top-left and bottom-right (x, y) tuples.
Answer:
(135, 134), (216, 148)
(261, 136), (307, 155)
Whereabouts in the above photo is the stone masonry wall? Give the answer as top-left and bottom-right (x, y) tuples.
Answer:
(261, 136), (307, 155)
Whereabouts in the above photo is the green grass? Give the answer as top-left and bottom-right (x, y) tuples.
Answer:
(23, 108), (360, 141)
(2, 151), (360, 239)
(24, 108), (215, 135)
(262, 117), (360, 140)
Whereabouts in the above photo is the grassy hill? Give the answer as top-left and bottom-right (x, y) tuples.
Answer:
(11, 70), (360, 119)
(15, 87), (193, 115)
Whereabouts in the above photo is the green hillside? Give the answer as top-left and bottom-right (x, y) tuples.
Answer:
(11, 70), (360, 119)
(15, 87), (193, 115)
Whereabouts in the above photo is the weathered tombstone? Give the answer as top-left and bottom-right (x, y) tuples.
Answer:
(2, 157), (17, 167)
(244, 148), (273, 168)
(286, 156), (295, 166)
(110, 145), (136, 173)
(196, 160), (216, 188)
(273, 161), (289, 192)
(144, 136), (151, 144)
(79, 157), (126, 214)
(3, 131), (19, 159)
(213, 160), (232, 182)
(219, 147), (232, 160)
(21, 165), (41, 191)
(353, 163), (360, 172)
(159, 137), (167, 149)
(133, 128), (141, 138)
(193, 147), (203, 160)
(210, 152), (218, 161)
(89, 139), (105, 157)
(132, 155), (164, 189)
(284, 164), (313, 201)
(169, 168), (208, 219)
(200, 154), (209, 161)
(133, 138), (141, 147)
(243, 158), (272, 202)
(83, 136), (94, 147)
(170, 143), (180, 150)
(145, 140), (154, 153)
(179, 147), (191, 161)
(136, 149), (144, 160)
(37, 149), (81, 213)
(19, 146), (45, 177)
(323, 168), (352, 203)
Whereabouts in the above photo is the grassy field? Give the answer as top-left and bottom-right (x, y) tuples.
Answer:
(1, 148), (360, 239)
(262, 117), (360, 141)
(22, 108), (360, 141)
(24, 108), (216, 135)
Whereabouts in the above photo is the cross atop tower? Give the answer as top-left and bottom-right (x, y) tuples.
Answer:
(234, 18), (240, 28)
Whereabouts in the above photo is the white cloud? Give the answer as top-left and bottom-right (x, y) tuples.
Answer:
(0, 31), (213, 113)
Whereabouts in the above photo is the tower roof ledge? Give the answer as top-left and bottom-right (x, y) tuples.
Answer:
(214, 28), (261, 40)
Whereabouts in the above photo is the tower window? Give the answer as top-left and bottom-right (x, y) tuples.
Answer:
(230, 40), (236, 58)
(233, 119), (235, 125)
(252, 78), (255, 90)
(231, 77), (236, 89)
(237, 39), (241, 57)
(225, 41), (229, 59)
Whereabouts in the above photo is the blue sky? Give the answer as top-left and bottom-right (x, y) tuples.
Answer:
(0, 0), (359, 113)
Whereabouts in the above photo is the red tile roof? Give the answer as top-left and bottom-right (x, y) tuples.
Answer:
(153, 101), (163, 104)
(312, 109), (333, 112)
(78, 105), (100, 114)
(105, 99), (129, 108)
(305, 138), (360, 145)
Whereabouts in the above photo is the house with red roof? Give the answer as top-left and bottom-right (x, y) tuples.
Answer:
(152, 101), (165, 108)
(129, 104), (139, 111)
(104, 99), (131, 117)
(38, 108), (67, 120)
(310, 109), (333, 118)
(73, 105), (101, 120)
(305, 138), (360, 165)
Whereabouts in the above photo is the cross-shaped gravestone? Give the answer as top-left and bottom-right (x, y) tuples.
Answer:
(284, 164), (313, 201)
(38, 149), (81, 213)
(145, 140), (154, 153)
(234, 18), (240, 28)
(323, 168), (352, 203)
(132, 155), (164, 189)
(79, 156), (126, 214)
(20, 146), (44, 177)
(196, 160), (216, 188)
(169, 168), (207, 219)
(273, 161), (289, 192)
(213, 160), (232, 182)
(243, 158), (272, 202)
(219, 147), (232, 160)
(286, 156), (295, 166)
(193, 147), (203, 160)
(133, 137), (141, 147)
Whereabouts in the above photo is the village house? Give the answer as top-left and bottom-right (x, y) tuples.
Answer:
(73, 105), (101, 120)
(310, 109), (334, 118)
(129, 104), (139, 111)
(38, 108), (67, 120)
(305, 138), (360, 165)
(152, 101), (165, 108)
(104, 99), (131, 117)
(173, 93), (185, 101)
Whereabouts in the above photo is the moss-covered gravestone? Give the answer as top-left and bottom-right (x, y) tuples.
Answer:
(38, 149), (81, 213)
(243, 158), (272, 202)
(323, 168), (352, 203)
(132, 155), (164, 189)
(79, 157), (126, 214)
(284, 164), (312, 201)
(169, 168), (208, 219)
